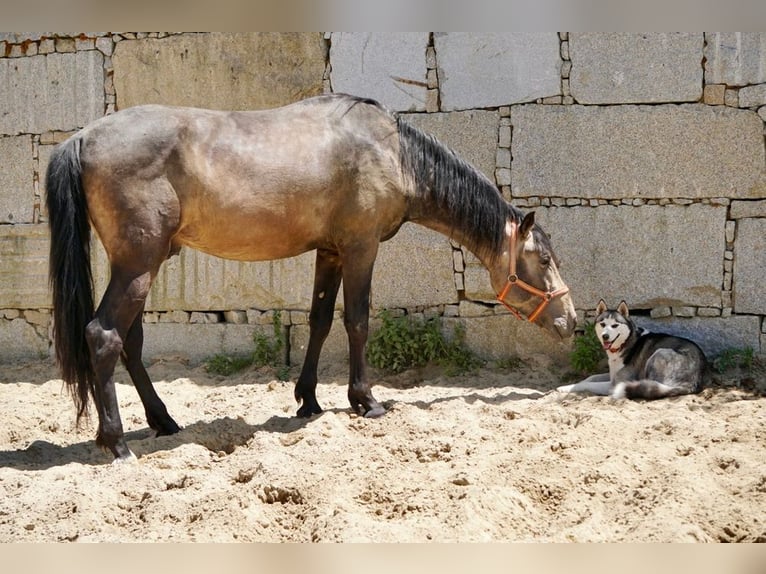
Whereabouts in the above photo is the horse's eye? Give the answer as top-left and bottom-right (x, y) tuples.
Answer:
(540, 255), (551, 266)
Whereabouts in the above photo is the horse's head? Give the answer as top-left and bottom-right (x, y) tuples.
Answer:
(491, 212), (576, 339)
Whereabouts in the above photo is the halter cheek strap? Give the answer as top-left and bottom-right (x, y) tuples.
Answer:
(496, 221), (570, 324)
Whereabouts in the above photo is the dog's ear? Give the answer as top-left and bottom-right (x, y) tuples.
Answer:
(519, 211), (535, 240)
(617, 300), (630, 318)
(595, 299), (607, 316)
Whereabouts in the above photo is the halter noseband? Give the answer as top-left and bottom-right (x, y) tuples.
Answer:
(496, 221), (570, 324)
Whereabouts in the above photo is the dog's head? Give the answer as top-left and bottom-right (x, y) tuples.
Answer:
(593, 299), (633, 354)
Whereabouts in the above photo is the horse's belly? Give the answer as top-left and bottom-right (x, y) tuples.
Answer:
(174, 217), (323, 262)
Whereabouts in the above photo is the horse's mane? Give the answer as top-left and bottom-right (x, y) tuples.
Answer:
(397, 116), (520, 262)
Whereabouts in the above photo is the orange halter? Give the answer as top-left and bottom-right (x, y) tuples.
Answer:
(496, 221), (570, 324)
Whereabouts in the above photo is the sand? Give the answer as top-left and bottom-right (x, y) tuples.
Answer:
(0, 355), (764, 542)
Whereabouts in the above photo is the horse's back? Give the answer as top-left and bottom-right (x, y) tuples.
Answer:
(78, 95), (397, 181)
(74, 95), (407, 262)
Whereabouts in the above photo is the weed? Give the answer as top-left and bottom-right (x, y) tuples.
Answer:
(205, 310), (289, 379)
(569, 321), (604, 375)
(713, 347), (754, 374)
(366, 311), (482, 375)
(495, 356), (524, 371)
(204, 354), (253, 377)
(252, 311), (286, 368)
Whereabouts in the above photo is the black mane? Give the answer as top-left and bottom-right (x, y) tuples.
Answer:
(397, 117), (520, 261)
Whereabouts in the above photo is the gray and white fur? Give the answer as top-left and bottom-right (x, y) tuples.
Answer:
(558, 299), (709, 399)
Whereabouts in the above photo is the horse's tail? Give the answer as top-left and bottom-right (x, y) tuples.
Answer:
(46, 136), (95, 422)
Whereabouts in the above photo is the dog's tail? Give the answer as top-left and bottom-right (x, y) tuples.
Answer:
(613, 379), (699, 400)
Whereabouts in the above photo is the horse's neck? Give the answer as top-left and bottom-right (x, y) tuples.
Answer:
(408, 207), (498, 270)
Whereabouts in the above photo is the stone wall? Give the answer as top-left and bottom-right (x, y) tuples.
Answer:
(1, 32), (765, 366)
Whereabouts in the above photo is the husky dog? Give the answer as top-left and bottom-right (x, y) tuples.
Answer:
(558, 300), (709, 399)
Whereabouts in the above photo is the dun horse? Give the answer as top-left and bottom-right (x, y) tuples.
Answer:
(47, 94), (576, 462)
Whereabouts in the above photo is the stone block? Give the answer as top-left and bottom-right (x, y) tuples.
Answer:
(0, 318), (49, 362)
(511, 104), (765, 199)
(142, 323), (256, 363)
(96, 36), (114, 56)
(461, 251), (496, 303)
(569, 33), (703, 104)
(636, 315), (761, 359)
(0, 225), (50, 309)
(37, 144), (56, 221)
(289, 320), (349, 368)
(159, 310), (189, 323)
(329, 33), (429, 112)
(434, 33), (561, 110)
(402, 110), (500, 182)
(705, 33), (766, 86)
(444, 316), (571, 365)
(140, 247), (317, 312)
(733, 218), (766, 314)
(113, 33), (325, 111)
(738, 84), (766, 108)
(0, 136), (34, 223)
(224, 310), (248, 324)
(373, 223), (457, 309)
(529, 205), (727, 309)
(730, 199), (766, 219)
(703, 84), (726, 105)
(650, 307), (672, 319)
(0, 33), (50, 43)
(0, 51), (104, 135)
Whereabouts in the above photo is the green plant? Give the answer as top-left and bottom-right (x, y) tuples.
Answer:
(569, 321), (604, 375)
(366, 311), (482, 374)
(496, 356), (524, 371)
(713, 347), (754, 374)
(204, 353), (254, 377)
(252, 311), (286, 367)
(205, 310), (289, 379)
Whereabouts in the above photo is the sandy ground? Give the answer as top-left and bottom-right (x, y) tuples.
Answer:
(0, 354), (764, 543)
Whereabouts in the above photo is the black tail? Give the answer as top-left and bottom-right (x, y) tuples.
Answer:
(46, 136), (94, 422)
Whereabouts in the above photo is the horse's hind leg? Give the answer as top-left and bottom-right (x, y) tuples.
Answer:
(121, 305), (181, 435)
(86, 269), (156, 461)
(295, 249), (343, 417)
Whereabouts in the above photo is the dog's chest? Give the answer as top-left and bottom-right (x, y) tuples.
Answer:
(607, 351), (626, 381)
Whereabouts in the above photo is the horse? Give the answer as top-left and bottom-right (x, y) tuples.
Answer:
(46, 93), (576, 462)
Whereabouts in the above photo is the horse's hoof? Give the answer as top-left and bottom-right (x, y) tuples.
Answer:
(148, 414), (182, 436)
(363, 404), (386, 418)
(154, 421), (182, 437)
(296, 403), (322, 418)
(112, 450), (138, 465)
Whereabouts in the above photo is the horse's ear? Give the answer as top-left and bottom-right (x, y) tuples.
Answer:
(617, 300), (630, 318)
(595, 299), (607, 316)
(519, 211), (535, 239)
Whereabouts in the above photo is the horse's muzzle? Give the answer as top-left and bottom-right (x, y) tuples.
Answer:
(554, 313), (577, 339)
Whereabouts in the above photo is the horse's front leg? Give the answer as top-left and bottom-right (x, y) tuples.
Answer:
(341, 243), (385, 418)
(295, 249), (343, 417)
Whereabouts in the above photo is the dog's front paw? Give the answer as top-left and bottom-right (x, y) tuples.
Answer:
(556, 383), (575, 393)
